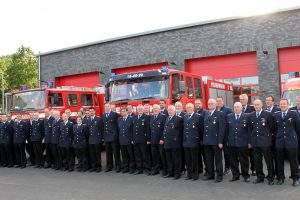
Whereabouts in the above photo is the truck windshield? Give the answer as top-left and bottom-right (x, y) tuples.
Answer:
(110, 76), (169, 101)
(282, 90), (300, 107)
(11, 90), (46, 111)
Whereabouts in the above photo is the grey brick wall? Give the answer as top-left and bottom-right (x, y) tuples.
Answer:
(40, 9), (300, 102)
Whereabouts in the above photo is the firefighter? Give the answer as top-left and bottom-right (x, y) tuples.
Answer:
(0, 115), (14, 167)
(50, 110), (62, 170)
(25, 112), (35, 166)
(225, 102), (250, 182)
(274, 99), (300, 186)
(118, 107), (135, 173)
(13, 114), (27, 168)
(248, 99), (275, 185)
(195, 98), (208, 175)
(59, 113), (74, 172)
(150, 104), (167, 176)
(216, 96), (233, 175)
(175, 101), (186, 174)
(88, 107), (103, 172)
(144, 104), (151, 116)
(131, 104), (151, 175)
(202, 98), (225, 183)
(65, 109), (76, 124)
(127, 104), (135, 117)
(159, 99), (168, 115)
(31, 112), (44, 168)
(73, 116), (89, 172)
(110, 104), (117, 112)
(183, 103), (204, 181)
(44, 109), (55, 168)
(289, 95), (300, 170)
(239, 93), (256, 176)
(102, 103), (121, 173)
(161, 105), (183, 180)
(82, 108), (90, 124)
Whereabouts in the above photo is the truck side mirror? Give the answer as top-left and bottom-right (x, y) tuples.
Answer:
(105, 84), (110, 102)
(179, 81), (185, 93)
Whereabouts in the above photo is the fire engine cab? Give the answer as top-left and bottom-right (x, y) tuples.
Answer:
(282, 72), (300, 107)
(105, 66), (234, 112)
(10, 85), (105, 120)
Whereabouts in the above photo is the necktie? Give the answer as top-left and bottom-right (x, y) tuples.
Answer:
(154, 115), (157, 120)
(236, 115), (239, 120)
(282, 112), (286, 120)
(242, 106), (245, 113)
(188, 114), (191, 119)
(138, 115), (141, 119)
(256, 112), (259, 118)
(123, 117), (126, 122)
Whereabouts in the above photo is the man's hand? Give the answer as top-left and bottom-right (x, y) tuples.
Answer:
(218, 144), (223, 149)
(159, 140), (164, 145)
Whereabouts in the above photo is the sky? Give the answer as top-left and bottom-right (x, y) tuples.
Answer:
(1, 0), (300, 56)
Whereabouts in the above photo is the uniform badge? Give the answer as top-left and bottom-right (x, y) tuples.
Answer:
(288, 118), (292, 122)
(243, 120), (247, 127)
(261, 118), (266, 126)
(193, 125), (195, 128)
(213, 121), (216, 124)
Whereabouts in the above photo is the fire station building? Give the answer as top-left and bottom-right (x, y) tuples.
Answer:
(39, 7), (300, 103)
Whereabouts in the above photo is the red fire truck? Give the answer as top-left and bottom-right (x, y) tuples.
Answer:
(282, 72), (300, 107)
(10, 86), (105, 120)
(105, 66), (234, 112)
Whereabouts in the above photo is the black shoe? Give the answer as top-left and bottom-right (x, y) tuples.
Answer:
(292, 179), (299, 187)
(253, 178), (264, 184)
(144, 170), (151, 176)
(129, 170), (135, 174)
(185, 175), (192, 180)
(163, 173), (173, 178)
(21, 165), (26, 168)
(203, 171), (209, 177)
(276, 179), (284, 185)
(122, 169), (129, 173)
(68, 168), (74, 172)
(77, 168), (83, 172)
(215, 178), (223, 183)
(133, 170), (143, 175)
(244, 177), (251, 183)
(7, 164), (13, 168)
(161, 171), (168, 177)
(251, 170), (257, 176)
(34, 165), (40, 168)
(151, 170), (159, 176)
(104, 168), (112, 173)
(96, 168), (102, 173)
(224, 168), (230, 175)
(44, 164), (51, 169)
(229, 177), (240, 182)
(174, 175), (181, 180)
(202, 176), (214, 181)
(116, 168), (121, 173)
(89, 168), (96, 172)
(268, 180), (274, 185)
(192, 176), (199, 181)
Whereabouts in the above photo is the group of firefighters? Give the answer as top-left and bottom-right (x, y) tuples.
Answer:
(0, 94), (300, 187)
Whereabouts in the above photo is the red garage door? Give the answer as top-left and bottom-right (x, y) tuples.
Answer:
(55, 72), (100, 88)
(185, 52), (259, 102)
(278, 47), (300, 91)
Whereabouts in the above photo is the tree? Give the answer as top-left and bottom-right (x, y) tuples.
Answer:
(6, 46), (38, 90)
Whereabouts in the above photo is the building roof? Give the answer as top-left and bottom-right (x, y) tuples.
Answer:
(38, 6), (300, 56)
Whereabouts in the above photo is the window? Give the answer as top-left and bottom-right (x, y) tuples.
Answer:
(224, 78), (240, 86)
(172, 73), (184, 99)
(48, 93), (63, 107)
(194, 78), (202, 98)
(241, 76), (258, 85)
(186, 77), (194, 98)
(81, 94), (93, 106)
(68, 94), (78, 106)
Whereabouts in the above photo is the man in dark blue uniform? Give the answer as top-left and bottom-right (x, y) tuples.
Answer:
(44, 109), (55, 168)
(248, 99), (275, 185)
(31, 112), (44, 168)
(289, 95), (300, 170)
(118, 107), (135, 174)
(202, 98), (225, 183)
(0, 115), (14, 167)
(73, 117), (89, 172)
(274, 99), (300, 186)
(13, 114), (27, 168)
(226, 102), (250, 182)
(50, 110), (62, 170)
(216, 96), (233, 175)
(240, 93), (256, 176)
(132, 104), (151, 175)
(195, 98), (208, 175)
(149, 104), (167, 176)
(159, 100), (168, 115)
(59, 113), (74, 172)
(183, 103), (204, 181)
(127, 104), (135, 117)
(102, 103), (121, 172)
(162, 105), (183, 180)
(65, 109), (77, 125)
(88, 107), (103, 172)
(265, 94), (281, 177)
(25, 112), (35, 166)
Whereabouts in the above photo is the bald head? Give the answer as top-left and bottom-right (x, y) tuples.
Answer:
(253, 99), (263, 112)
(186, 103), (194, 114)
(208, 98), (217, 111)
(233, 102), (243, 114)
(167, 105), (176, 116)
